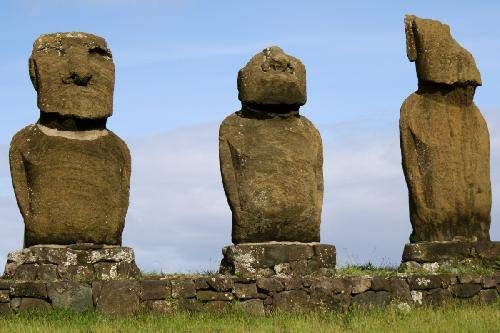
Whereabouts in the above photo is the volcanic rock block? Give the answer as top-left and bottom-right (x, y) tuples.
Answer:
(3, 245), (140, 281)
(9, 32), (130, 247)
(400, 15), (491, 243)
(220, 242), (336, 277)
(401, 241), (500, 271)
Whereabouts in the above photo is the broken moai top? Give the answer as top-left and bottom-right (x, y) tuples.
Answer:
(400, 16), (491, 242)
(405, 15), (482, 86)
(9, 33), (130, 247)
(220, 46), (323, 244)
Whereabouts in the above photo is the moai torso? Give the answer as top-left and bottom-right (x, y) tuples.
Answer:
(10, 33), (130, 246)
(219, 47), (323, 244)
(400, 16), (491, 242)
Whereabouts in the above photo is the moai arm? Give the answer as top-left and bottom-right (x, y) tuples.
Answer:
(9, 128), (31, 222)
(315, 132), (324, 221)
(117, 136), (131, 225)
(218, 121), (242, 223)
(399, 105), (425, 221)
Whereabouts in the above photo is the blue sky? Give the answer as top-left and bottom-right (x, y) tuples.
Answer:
(0, 1), (499, 272)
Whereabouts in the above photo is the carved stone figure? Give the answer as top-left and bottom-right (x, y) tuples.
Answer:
(400, 15), (491, 243)
(219, 46), (323, 244)
(9, 33), (130, 247)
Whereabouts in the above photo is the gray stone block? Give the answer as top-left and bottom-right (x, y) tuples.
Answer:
(48, 281), (92, 312)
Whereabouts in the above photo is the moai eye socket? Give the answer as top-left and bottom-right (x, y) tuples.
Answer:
(89, 46), (112, 59)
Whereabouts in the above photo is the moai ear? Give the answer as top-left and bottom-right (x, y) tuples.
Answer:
(405, 15), (418, 62)
(28, 57), (39, 91)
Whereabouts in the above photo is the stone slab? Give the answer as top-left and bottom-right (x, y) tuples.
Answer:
(401, 241), (500, 271)
(4, 245), (140, 281)
(219, 242), (336, 277)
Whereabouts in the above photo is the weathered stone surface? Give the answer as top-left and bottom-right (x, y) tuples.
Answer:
(451, 283), (482, 298)
(0, 290), (9, 303)
(196, 291), (234, 302)
(220, 243), (335, 277)
(10, 33), (130, 247)
(405, 15), (481, 86)
(351, 277), (372, 294)
(401, 16), (490, 244)
(4, 246), (139, 281)
(273, 290), (310, 311)
(458, 274), (482, 284)
(481, 276), (497, 289)
(93, 281), (141, 316)
(237, 46), (306, 106)
(233, 283), (258, 300)
(235, 299), (265, 315)
(402, 242), (500, 265)
(220, 46), (322, 244)
(352, 291), (390, 309)
(257, 278), (283, 293)
(204, 300), (230, 312)
(193, 278), (210, 290)
(140, 280), (170, 301)
(48, 281), (92, 312)
(0, 303), (12, 315)
(407, 275), (442, 290)
(10, 282), (47, 299)
(331, 278), (352, 294)
(206, 277), (234, 292)
(29, 32), (114, 119)
(0, 280), (10, 290)
(177, 298), (201, 312)
(423, 288), (452, 305)
(16, 298), (52, 312)
(143, 300), (175, 314)
(171, 279), (196, 299)
(478, 289), (498, 304)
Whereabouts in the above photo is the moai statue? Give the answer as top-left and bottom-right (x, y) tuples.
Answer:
(4, 33), (139, 280)
(219, 47), (335, 277)
(400, 16), (499, 269)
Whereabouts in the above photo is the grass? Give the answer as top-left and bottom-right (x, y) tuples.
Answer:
(135, 261), (499, 280)
(0, 301), (498, 333)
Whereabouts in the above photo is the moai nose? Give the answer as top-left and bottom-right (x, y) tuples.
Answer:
(66, 47), (92, 86)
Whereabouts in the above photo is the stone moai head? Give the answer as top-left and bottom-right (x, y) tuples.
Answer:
(405, 15), (481, 86)
(237, 46), (306, 109)
(29, 32), (115, 119)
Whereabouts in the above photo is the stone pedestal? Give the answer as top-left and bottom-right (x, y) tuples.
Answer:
(401, 241), (500, 272)
(219, 242), (336, 277)
(3, 244), (140, 281)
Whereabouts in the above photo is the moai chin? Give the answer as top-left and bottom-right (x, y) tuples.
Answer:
(9, 33), (130, 247)
(219, 47), (335, 277)
(400, 16), (499, 269)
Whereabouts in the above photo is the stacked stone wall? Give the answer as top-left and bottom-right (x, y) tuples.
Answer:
(1, 273), (498, 315)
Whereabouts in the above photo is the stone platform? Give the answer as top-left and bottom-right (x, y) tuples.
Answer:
(219, 242), (336, 277)
(401, 241), (500, 272)
(3, 244), (140, 281)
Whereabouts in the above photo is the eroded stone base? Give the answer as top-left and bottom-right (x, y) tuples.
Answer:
(219, 242), (336, 277)
(401, 241), (500, 272)
(3, 244), (140, 281)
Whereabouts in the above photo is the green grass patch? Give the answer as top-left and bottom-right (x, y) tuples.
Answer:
(0, 301), (498, 333)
